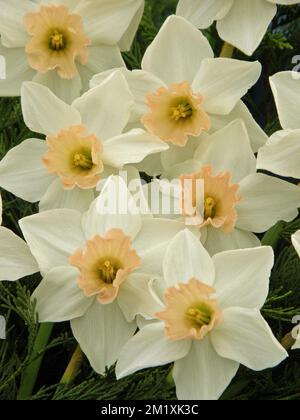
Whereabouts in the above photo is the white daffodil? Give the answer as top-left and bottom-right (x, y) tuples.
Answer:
(145, 119), (300, 255)
(0, 71), (168, 212)
(0, 0), (144, 102)
(90, 15), (266, 175)
(0, 194), (38, 281)
(291, 230), (300, 350)
(19, 176), (186, 373)
(176, 0), (300, 56)
(257, 71), (300, 179)
(116, 229), (288, 400)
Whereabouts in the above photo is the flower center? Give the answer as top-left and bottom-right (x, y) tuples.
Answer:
(69, 229), (141, 304)
(98, 259), (119, 285)
(43, 125), (104, 190)
(142, 81), (211, 147)
(73, 151), (93, 170)
(24, 5), (91, 79)
(186, 304), (213, 328)
(204, 196), (216, 219)
(49, 30), (66, 51)
(180, 166), (241, 233)
(156, 278), (222, 341)
(170, 102), (193, 121)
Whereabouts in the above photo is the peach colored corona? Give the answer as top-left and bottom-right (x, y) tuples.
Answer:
(43, 125), (104, 190)
(180, 165), (241, 233)
(24, 5), (91, 79)
(142, 81), (211, 147)
(156, 278), (222, 341)
(70, 229), (141, 304)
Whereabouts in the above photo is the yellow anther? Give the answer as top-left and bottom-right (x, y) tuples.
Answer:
(73, 153), (93, 170)
(50, 30), (65, 50)
(204, 196), (216, 219)
(99, 260), (117, 284)
(170, 102), (193, 121)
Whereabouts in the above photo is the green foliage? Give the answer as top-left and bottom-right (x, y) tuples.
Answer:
(0, 0), (300, 401)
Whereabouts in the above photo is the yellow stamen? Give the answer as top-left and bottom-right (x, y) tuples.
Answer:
(186, 305), (212, 327)
(50, 30), (65, 51)
(99, 260), (117, 284)
(73, 152), (93, 170)
(170, 102), (193, 121)
(204, 196), (216, 219)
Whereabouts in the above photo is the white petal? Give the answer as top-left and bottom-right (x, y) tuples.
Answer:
(19, 209), (84, 274)
(142, 15), (213, 85)
(71, 299), (136, 374)
(0, 227), (38, 281)
(204, 226), (261, 255)
(73, 70), (133, 140)
(270, 71), (300, 130)
(0, 138), (55, 202)
(32, 266), (92, 322)
(162, 160), (203, 180)
(193, 58), (261, 115)
(173, 338), (239, 400)
(82, 176), (142, 240)
(117, 273), (163, 322)
(102, 129), (168, 169)
(236, 173), (300, 233)
(194, 119), (256, 182)
(91, 68), (164, 122)
(176, 0), (233, 29)
(257, 130), (300, 179)
(0, 0), (34, 48)
(163, 229), (215, 287)
(213, 246), (274, 309)
(39, 178), (95, 212)
(161, 136), (203, 173)
(116, 322), (191, 379)
(211, 308), (288, 371)
(134, 218), (187, 275)
(21, 82), (81, 135)
(0, 46), (34, 96)
(209, 100), (268, 153)
(32, 70), (82, 104)
(134, 152), (165, 177)
(78, 45), (125, 93)
(292, 230), (300, 258)
(118, 1), (144, 51)
(76, 0), (144, 45)
(217, 0), (277, 56)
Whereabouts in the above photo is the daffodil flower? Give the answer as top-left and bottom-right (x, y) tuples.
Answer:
(257, 71), (300, 179)
(90, 16), (266, 175)
(0, 71), (168, 212)
(176, 0), (300, 56)
(0, 194), (38, 281)
(116, 229), (288, 400)
(18, 176), (186, 373)
(145, 119), (300, 255)
(0, 0), (144, 102)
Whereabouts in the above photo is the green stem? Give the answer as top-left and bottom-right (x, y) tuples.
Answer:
(220, 42), (234, 58)
(60, 345), (83, 385)
(17, 323), (54, 400)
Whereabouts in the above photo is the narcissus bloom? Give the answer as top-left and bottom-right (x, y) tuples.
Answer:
(176, 0), (300, 56)
(0, 194), (38, 281)
(0, 71), (167, 212)
(116, 230), (288, 400)
(257, 71), (300, 178)
(19, 176), (185, 373)
(148, 119), (300, 255)
(0, 0), (144, 102)
(91, 15), (266, 175)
